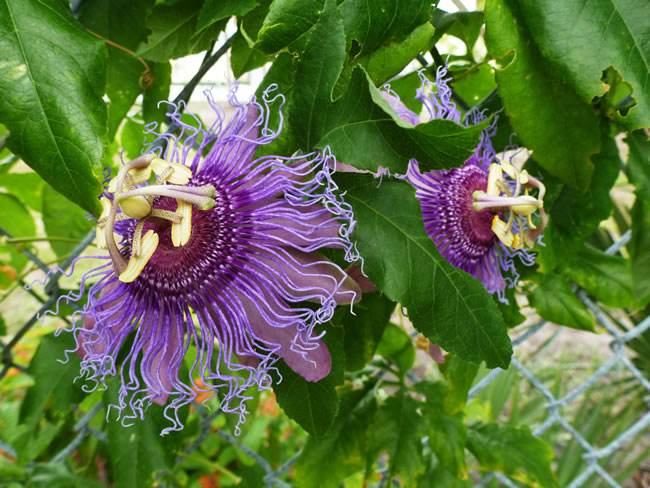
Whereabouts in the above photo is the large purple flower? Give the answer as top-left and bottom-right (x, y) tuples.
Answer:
(61, 87), (361, 433)
(386, 68), (546, 301)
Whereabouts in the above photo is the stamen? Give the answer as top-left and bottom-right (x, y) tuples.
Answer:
(96, 197), (112, 249)
(150, 209), (183, 223)
(118, 187), (215, 210)
(119, 229), (159, 283)
(119, 194), (152, 219)
(171, 199), (192, 247)
(151, 158), (192, 185)
(132, 220), (145, 257)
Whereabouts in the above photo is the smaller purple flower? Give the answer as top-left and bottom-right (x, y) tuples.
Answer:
(385, 68), (547, 301)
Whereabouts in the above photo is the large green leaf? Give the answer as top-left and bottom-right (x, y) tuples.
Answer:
(104, 379), (181, 488)
(627, 131), (650, 305)
(196, 0), (258, 33)
(137, 0), (225, 62)
(79, 0), (153, 138)
(289, 0), (345, 150)
(485, 0), (600, 189)
(273, 324), (344, 437)
(340, 0), (430, 56)
(319, 69), (486, 172)
(369, 391), (425, 484)
(540, 131), (620, 269)
(341, 292), (395, 371)
(363, 22), (435, 84)
(0, 0), (106, 215)
(339, 175), (511, 368)
(530, 274), (596, 331)
(256, 0), (325, 53)
(564, 244), (637, 309)
(440, 355), (480, 415)
(517, 0), (650, 129)
(42, 185), (94, 259)
(19, 333), (83, 431)
(294, 381), (378, 488)
(467, 422), (557, 488)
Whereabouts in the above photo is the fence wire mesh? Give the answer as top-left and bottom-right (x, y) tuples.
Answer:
(1, 227), (648, 487)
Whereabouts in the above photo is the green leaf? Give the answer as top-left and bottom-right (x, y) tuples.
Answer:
(137, 0), (225, 62)
(273, 324), (344, 437)
(79, 0), (153, 138)
(319, 69), (486, 172)
(0, 172), (45, 212)
(432, 9), (484, 49)
(143, 62), (172, 125)
(341, 292), (395, 371)
(256, 0), (325, 53)
(627, 131), (650, 305)
(467, 422), (558, 488)
(440, 355), (479, 414)
(540, 131), (620, 269)
(418, 382), (467, 478)
(289, 0), (345, 150)
(230, 1), (272, 78)
(0, 315), (6, 336)
(295, 381), (378, 488)
(196, 0), (258, 33)
(104, 379), (181, 488)
(19, 333), (83, 431)
(42, 185), (94, 259)
(340, 175), (512, 368)
(564, 244), (637, 309)
(364, 22), (435, 84)
(340, 0), (431, 56)
(485, 0), (600, 189)
(0, 0), (106, 215)
(516, 0), (650, 129)
(0, 194), (36, 276)
(530, 275), (596, 331)
(376, 323), (415, 374)
(370, 391), (425, 484)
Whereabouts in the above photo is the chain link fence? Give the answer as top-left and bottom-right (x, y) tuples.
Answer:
(1, 212), (648, 487)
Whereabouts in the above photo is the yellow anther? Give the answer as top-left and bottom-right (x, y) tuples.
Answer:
(96, 197), (112, 249)
(486, 164), (502, 196)
(107, 177), (119, 194)
(119, 195), (152, 219)
(491, 216), (514, 247)
(128, 165), (152, 185)
(171, 199), (192, 247)
(500, 160), (518, 180)
(152, 158), (192, 185)
(519, 169), (529, 185)
(119, 230), (159, 283)
(511, 196), (540, 217)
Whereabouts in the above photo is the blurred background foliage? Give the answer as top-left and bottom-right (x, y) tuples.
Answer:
(0, 0), (649, 486)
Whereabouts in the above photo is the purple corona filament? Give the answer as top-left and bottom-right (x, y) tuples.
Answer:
(58, 86), (362, 434)
(385, 67), (546, 302)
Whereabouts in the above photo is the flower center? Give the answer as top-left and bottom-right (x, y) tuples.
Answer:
(472, 160), (547, 249)
(96, 154), (217, 283)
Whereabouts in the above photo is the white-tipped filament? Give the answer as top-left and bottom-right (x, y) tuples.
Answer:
(472, 160), (547, 249)
(98, 154), (216, 281)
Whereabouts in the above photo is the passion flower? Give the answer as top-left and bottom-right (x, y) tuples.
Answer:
(64, 87), (361, 433)
(387, 67), (546, 301)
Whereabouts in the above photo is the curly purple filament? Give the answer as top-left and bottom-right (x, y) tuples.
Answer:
(60, 85), (362, 434)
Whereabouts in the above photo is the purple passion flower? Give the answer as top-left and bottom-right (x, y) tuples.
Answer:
(61, 87), (361, 433)
(386, 68), (547, 301)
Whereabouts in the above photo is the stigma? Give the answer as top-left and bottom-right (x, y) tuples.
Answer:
(96, 154), (216, 283)
(472, 159), (547, 250)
